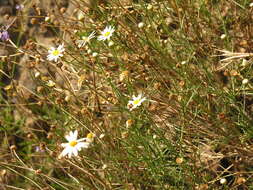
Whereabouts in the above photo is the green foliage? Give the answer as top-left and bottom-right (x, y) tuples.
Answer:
(0, 0), (253, 189)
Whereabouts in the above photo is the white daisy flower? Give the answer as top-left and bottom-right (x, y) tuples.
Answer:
(47, 44), (65, 62)
(98, 25), (115, 41)
(60, 130), (90, 158)
(127, 94), (146, 111)
(76, 31), (96, 48)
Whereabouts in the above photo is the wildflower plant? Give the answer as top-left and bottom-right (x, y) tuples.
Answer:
(47, 44), (65, 62)
(98, 25), (115, 41)
(0, 30), (9, 41)
(127, 94), (146, 111)
(60, 130), (90, 158)
(1, 0), (253, 189)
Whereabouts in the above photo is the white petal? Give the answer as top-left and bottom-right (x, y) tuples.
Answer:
(47, 55), (54, 61)
(131, 104), (138, 109)
(137, 94), (142, 99)
(61, 143), (68, 147)
(76, 142), (90, 150)
(89, 31), (96, 38)
(48, 47), (55, 53)
(72, 148), (78, 157)
(58, 44), (65, 52)
(68, 131), (77, 141)
(70, 131), (75, 137)
(60, 147), (70, 157)
(140, 97), (146, 103)
(98, 36), (105, 41)
(65, 135), (71, 142)
(77, 40), (85, 48)
(77, 138), (86, 142)
(73, 130), (78, 139)
(128, 100), (134, 105)
(68, 151), (72, 158)
(67, 147), (74, 158)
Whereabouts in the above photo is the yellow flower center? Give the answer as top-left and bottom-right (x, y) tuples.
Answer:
(133, 99), (140, 105)
(69, 141), (77, 147)
(86, 133), (94, 139)
(52, 49), (60, 56)
(104, 31), (111, 37)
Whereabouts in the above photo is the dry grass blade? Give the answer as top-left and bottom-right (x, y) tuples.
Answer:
(216, 49), (253, 70)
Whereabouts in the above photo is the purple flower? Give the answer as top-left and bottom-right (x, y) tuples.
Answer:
(15, 4), (24, 10)
(0, 30), (9, 41)
(35, 146), (45, 153)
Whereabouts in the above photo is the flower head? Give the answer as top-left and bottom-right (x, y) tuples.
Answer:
(60, 130), (90, 158)
(0, 30), (9, 41)
(98, 26), (115, 41)
(127, 94), (146, 111)
(15, 4), (24, 10)
(35, 146), (45, 153)
(47, 44), (65, 62)
(85, 132), (96, 143)
(76, 31), (96, 48)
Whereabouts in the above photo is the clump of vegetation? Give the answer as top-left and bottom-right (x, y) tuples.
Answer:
(0, 0), (253, 189)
